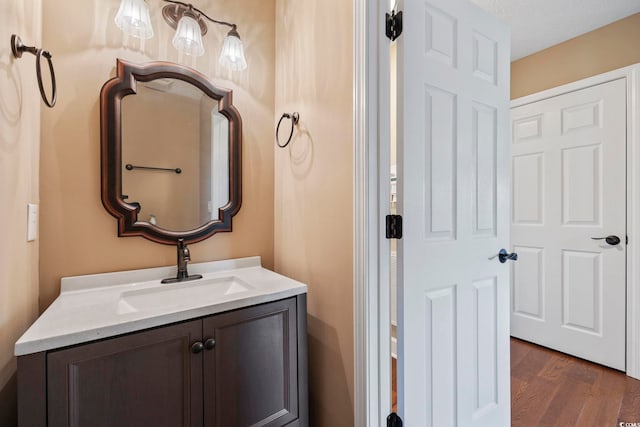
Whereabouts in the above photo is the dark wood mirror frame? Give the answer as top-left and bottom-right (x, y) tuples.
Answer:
(100, 59), (242, 245)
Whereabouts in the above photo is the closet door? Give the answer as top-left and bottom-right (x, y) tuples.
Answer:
(511, 78), (627, 370)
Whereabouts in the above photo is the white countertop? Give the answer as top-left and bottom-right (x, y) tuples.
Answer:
(15, 257), (307, 356)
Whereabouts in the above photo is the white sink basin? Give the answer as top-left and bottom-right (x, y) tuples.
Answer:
(117, 276), (253, 314)
(15, 257), (308, 356)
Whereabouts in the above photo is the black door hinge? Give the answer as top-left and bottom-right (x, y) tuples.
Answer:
(387, 412), (403, 427)
(385, 10), (403, 41)
(386, 215), (403, 239)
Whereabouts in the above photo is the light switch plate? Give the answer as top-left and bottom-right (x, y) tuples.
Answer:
(27, 203), (38, 242)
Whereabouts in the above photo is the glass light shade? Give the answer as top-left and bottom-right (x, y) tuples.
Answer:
(172, 15), (205, 57)
(219, 33), (247, 71)
(114, 0), (154, 40)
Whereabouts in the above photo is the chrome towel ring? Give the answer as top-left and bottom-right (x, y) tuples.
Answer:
(276, 112), (300, 148)
(11, 34), (57, 108)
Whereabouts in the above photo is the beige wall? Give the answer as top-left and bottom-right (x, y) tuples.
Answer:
(511, 13), (640, 99)
(274, 1), (354, 425)
(0, 1), (42, 425)
(39, 0), (276, 309)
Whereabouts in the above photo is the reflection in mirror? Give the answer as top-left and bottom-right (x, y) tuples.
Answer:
(121, 79), (230, 231)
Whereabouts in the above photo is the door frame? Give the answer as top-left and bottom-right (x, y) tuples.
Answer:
(354, 0), (392, 425)
(510, 64), (640, 380)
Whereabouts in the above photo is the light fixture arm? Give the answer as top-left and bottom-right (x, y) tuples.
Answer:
(162, 0), (237, 30)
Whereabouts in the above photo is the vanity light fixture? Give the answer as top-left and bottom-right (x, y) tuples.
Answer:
(169, 4), (206, 57)
(162, 0), (247, 70)
(114, 0), (248, 71)
(115, 0), (154, 40)
(218, 26), (247, 71)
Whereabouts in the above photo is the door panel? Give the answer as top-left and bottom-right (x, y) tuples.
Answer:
(472, 277), (498, 415)
(424, 85), (457, 240)
(512, 153), (544, 224)
(510, 78), (626, 370)
(397, 0), (511, 425)
(562, 250), (601, 333)
(512, 245), (544, 320)
(562, 144), (601, 225)
(472, 102), (498, 237)
(561, 100), (602, 133)
(513, 114), (543, 142)
(425, 286), (457, 426)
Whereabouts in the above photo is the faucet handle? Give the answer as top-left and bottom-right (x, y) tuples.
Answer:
(179, 239), (190, 260)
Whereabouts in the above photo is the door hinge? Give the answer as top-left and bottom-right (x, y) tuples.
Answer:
(627, 235), (629, 245)
(387, 412), (403, 427)
(385, 10), (403, 41)
(386, 215), (403, 239)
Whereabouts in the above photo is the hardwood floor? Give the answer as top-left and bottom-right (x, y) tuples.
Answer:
(512, 337), (640, 426)
(392, 357), (397, 413)
(391, 338), (640, 425)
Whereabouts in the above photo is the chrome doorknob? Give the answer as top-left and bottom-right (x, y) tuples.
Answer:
(498, 249), (518, 263)
(591, 235), (621, 246)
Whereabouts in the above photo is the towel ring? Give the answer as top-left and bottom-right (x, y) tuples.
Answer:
(11, 34), (57, 108)
(276, 112), (299, 148)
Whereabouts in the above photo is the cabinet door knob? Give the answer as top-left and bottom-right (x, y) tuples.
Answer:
(191, 341), (204, 354)
(204, 338), (216, 350)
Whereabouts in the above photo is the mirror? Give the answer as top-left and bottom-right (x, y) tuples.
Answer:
(100, 59), (242, 245)
(121, 80), (230, 231)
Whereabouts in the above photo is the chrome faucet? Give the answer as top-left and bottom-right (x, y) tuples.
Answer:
(161, 238), (203, 284)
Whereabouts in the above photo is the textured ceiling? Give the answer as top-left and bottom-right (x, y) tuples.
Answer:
(470, 0), (640, 60)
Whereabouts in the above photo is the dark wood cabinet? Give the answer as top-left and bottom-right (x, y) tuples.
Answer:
(18, 295), (308, 427)
(203, 297), (303, 426)
(48, 320), (203, 427)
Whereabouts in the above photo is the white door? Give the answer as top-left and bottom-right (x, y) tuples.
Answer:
(396, 0), (510, 425)
(510, 79), (627, 370)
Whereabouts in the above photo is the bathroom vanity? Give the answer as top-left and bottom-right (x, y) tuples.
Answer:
(15, 257), (308, 426)
(15, 58), (310, 426)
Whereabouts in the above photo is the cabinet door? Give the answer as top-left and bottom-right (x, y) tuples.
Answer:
(203, 297), (300, 427)
(47, 320), (203, 427)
